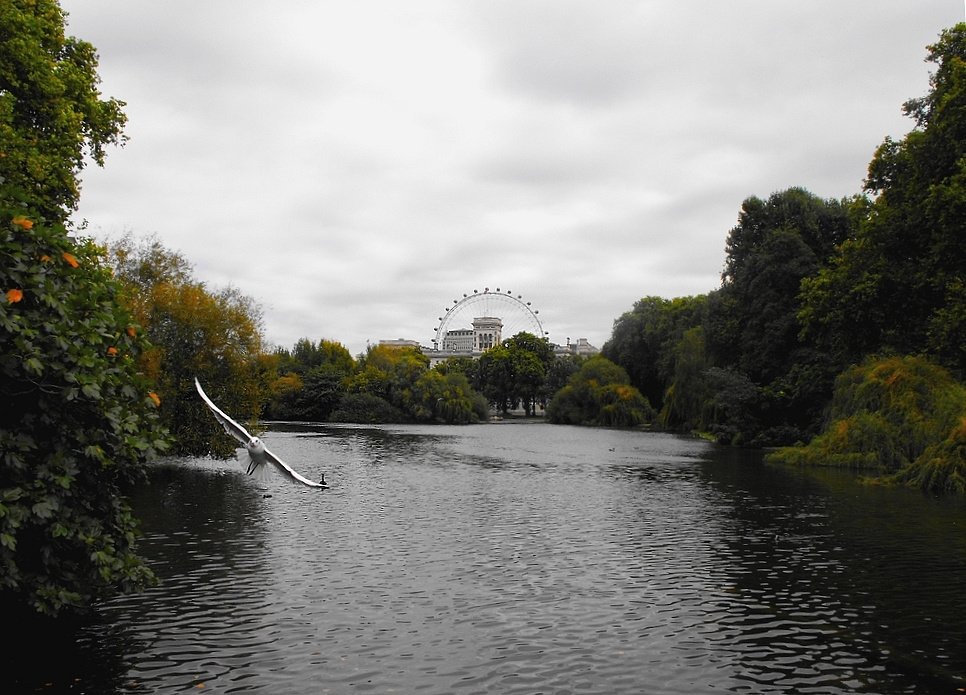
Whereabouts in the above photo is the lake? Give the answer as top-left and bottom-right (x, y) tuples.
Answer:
(11, 422), (966, 694)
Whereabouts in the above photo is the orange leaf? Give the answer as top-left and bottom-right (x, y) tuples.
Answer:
(40, 254), (51, 262)
(107, 347), (118, 356)
(148, 392), (161, 407)
(127, 326), (137, 338)
(6, 288), (23, 303)
(12, 216), (33, 230)
(62, 252), (79, 268)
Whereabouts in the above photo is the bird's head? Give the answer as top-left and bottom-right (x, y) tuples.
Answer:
(248, 436), (264, 451)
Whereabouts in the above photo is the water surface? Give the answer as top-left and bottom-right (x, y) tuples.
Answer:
(14, 422), (966, 694)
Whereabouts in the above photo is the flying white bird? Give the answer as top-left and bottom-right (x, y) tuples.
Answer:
(195, 377), (326, 488)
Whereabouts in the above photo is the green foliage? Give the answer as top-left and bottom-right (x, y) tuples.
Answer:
(712, 188), (851, 418)
(544, 354), (582, 399)
(605, 189), (851, 446)
(434, 355), (480, 384)
(474, 332), (554, 415)
(477, 344), (515, 413)
(0, 0), (127, 224)
(768, 356), (966, 492)
(329, 392), (405, 424)
(801, 24), (966, 373)
(278, 337), (354, 377)
(547, 355), (654, 427)
(722, 188), (851, 286)
(702, 367), (761, 445)
(603, 295), (707, 409)
(107, 234), (268, 456)
(410, 369), (489, 424)
(659, 326), (711, 431)
(504, 332), (555, 413)
(0, 199), (169, 616)
(267, 367), (345, 421)
(0, 1), (169, 617)
(266, 338), (353, 421)
(346, 344), (429, 415)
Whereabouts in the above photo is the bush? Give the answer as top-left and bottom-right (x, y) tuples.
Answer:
(768, 355), (966, 492)
(330, 393), (406, 424)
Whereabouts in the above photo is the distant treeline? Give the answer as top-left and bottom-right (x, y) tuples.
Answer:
(106, 227), (652, 449)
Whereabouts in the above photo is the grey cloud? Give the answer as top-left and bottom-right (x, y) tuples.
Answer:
(62, 1), (962, 355)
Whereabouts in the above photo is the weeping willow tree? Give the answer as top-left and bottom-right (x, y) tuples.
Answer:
(768, 355), (966, 493)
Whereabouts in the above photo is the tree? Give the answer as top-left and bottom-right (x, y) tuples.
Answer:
(768, 355), (966, 493)
(603, 295), (708, 410)
(435, 355), (481, 388)
(0, 0), (127, 224)
(269, 368), (344, 422)
(281, 337), (353, 376)
(722, 188), (850, 287)
(659, 326), (711, 431)
(266, 338), (353, 421)
(107, 234), (268, 456)
(718, 189), (850, 385)
(0, 200), (169, 617)
(410, 369), (489, 424)
(544, 354), (582, 402)
(477, 344), (516, 414)
(547, 355), (653, 427)
(340, 344), (429, 421)
(801, 24), (966, 373)
(503, 332), (554, 413)
(0, 1), (167, 619)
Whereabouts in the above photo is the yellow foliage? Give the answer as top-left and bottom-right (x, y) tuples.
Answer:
(770, 355), (966, 492)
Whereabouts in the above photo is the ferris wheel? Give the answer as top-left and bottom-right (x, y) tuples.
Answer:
(433, 287), (546, 349)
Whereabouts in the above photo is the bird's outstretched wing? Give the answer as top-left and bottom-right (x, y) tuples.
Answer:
(195, 377), (252, 445)
(195, 377), (326, 488)
(263, 447), (326, 487)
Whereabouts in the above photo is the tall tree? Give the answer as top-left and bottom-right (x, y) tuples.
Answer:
(108, 234), (268, 456)
(603, 295), (707, 409)
(503, 332), (554, 414)
(0, 0), (127, 223)
(801, 24), (966, 372)
(717, 189), (851, 385)
(0, 1), (167, 619)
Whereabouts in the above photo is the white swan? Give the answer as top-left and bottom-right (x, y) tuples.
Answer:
(194, 377), (326, 488)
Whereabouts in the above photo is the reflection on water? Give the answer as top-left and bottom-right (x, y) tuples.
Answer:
(10, 423), (966, 694)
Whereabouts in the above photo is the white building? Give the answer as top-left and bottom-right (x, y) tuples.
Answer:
(378, 338), (423, 349)
(554, 338), (600, 357)
(441, 328), (474, 352)
(440, 316), (503, 354)
(470, 317), (502, 352)
(428, 316), (504, 366)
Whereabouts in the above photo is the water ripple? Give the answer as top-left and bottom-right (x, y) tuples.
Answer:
(15, 424), (959, 695)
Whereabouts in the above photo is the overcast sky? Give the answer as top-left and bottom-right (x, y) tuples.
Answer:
(61, 1), (962, 357)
